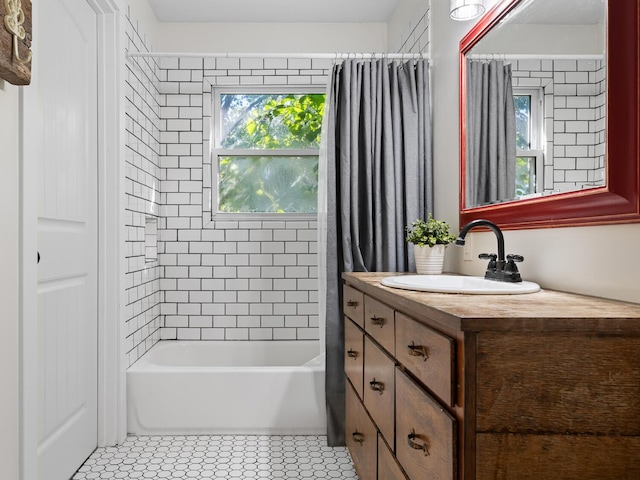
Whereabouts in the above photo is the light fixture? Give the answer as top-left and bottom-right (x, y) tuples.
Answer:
(450, 0), (486, 21)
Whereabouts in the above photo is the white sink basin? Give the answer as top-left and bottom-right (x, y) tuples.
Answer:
(381, 275), (540, 295)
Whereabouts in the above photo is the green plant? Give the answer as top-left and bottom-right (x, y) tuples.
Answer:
(405, 214), (457, 247)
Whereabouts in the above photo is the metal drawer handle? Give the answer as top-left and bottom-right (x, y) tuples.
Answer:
(408, 429), (430, 456)
(408, 342), (429, 361)
(347, 300), (359, 307)
(352, 431), (365, 445)
(369, 378), (385, 394)
(347, 349), (358, 359)
(370, 316), (385, 327)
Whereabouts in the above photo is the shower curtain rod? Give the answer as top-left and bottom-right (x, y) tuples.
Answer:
(126, 51), (429, 60)
(467, 53), (603, 60)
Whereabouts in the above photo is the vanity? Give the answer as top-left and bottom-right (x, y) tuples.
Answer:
(343, 272), (640, 479)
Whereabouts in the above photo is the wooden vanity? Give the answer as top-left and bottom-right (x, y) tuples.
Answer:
(343, 272), (640, 480)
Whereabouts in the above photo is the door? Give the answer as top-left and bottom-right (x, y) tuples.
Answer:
(24, 0), (99, 478)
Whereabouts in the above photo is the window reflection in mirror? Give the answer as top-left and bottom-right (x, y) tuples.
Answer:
(464, 0), (606, 208)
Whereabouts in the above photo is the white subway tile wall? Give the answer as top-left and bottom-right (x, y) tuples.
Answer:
(124, 8), (163, 366)
(123, 6), (432, 355)
(159, 55), (329, 342)
(512, 58), (606, 193)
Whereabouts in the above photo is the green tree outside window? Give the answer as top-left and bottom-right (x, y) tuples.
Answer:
(216, 93), (325, 213)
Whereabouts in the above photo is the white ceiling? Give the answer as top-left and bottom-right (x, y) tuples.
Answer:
(511, 0), (605, 25)
(148, 0), (401, 23)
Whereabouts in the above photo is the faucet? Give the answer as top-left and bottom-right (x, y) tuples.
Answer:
(455, 219), (523, 283)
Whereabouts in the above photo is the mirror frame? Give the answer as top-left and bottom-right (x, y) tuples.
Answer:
(459, 0), (639, 230)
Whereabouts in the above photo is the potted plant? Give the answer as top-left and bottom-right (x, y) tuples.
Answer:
(405, 214), (457, 274)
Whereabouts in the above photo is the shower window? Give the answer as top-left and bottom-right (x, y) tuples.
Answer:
(212, 89), (325, 214)
(514, 88), (544, 197)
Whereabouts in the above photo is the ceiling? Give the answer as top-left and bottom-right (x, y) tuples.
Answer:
(511, 0), (605, 25)
(147, 0), (401, 23)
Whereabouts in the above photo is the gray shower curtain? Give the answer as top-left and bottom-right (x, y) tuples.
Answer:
(466, 60), (516, 206)
(321, 58), (433, 446)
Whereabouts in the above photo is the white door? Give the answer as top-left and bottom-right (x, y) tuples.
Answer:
(24, 0), (99, 478)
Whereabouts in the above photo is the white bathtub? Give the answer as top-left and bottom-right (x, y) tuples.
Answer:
(126, 340), (327, 435)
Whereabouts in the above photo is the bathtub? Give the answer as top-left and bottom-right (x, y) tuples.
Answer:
(126, 340), (327, 435)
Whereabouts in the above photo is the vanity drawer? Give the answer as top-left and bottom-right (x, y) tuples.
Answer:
(364, 336), (395, 446)
(346, 381), (377, 480)
(395, 312), (455, 407)
(344, 318), (364, 399)
(343, 285), (364, 327)
(364, 295), (395, 354)
(395, 369), (457, 480)
(378, 434), (409, 480)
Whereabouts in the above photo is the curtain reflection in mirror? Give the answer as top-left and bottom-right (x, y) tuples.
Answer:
(466, 59), (516, 206)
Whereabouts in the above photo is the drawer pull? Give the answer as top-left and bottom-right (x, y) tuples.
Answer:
(408, 342), (429, 361)
(408, 429), (430, 456)
(352, 431), (365, 445)
(347, 349), (359, 358)
(370, 316), (385, 327)
(346, 300), (359, 307)
(369, 378), (385, 394)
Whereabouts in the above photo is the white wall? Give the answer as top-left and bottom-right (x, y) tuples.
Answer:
(126, 0), (159, 47)
(386, 0), (430, 53)
(153, 23), (387, 54)
(430, 1), (640, 305)
(156, 56), (326, 342)
(473, 24), (605, 55)
(509, 58), (606, 193)
(124, 5), (164, 365)
(123, 1), (392, 346)
(127, 0), (386, 54)
(430, 1), (470, 232)
(0, 80), (20, 480)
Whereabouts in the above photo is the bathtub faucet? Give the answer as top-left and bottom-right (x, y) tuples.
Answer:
(455, 219), (523, 283)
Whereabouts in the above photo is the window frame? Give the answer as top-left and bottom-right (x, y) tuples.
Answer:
(513, 87), (544, 196)
(211, 86), (325, 219)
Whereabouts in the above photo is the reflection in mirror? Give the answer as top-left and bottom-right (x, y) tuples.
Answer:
(464, 0), (606, 208)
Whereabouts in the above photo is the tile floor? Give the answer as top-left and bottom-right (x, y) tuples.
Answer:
(73, 435), (359, 479)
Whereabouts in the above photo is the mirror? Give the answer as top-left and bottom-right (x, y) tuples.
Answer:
(459, 0), (640, 229)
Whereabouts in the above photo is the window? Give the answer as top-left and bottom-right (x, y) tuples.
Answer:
(212, 89), (325, 214)
(514, 88), (544, 197)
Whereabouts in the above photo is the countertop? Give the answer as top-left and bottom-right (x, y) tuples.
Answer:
(342, 272), (640, 333)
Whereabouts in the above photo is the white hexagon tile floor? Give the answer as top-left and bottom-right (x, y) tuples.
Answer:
(72, 435), (359, 479)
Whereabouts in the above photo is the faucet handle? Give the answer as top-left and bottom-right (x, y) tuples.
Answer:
(479, 253), (497, 269)
(505, 254), (524, 275)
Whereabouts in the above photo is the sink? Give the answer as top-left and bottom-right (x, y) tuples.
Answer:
(380, 275), (540, 295)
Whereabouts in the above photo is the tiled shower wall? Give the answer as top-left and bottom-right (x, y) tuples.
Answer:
(124, 9), (163, 365)
(123, 3), (432, 349)
(511, 58), (606, 193)
(157, 57), (331, 341)
(391, 5), (430, 54)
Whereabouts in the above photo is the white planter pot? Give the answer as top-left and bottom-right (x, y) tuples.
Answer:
(413, 244), (446, 275)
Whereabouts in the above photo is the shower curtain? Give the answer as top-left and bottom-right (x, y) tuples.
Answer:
(318, 58), (433, 446)
(466, 59), (516, 206)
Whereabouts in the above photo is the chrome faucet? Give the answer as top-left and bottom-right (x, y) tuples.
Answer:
(455, 219), (523, 283)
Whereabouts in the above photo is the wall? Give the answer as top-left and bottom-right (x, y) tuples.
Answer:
(153, 23), (387, 54)
(386, 0), (430, 53)
(509, 58), (606, 193)
(124, 4), (163, 365)
(126, 1), (390, 345)
(0, 79), (20, 480)
(158, 57), (327, 341)
(429, 1), (640, 305)
(474, 24), (605, 56)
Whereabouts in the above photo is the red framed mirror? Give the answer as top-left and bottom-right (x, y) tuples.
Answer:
(459, 0), (639, 229)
